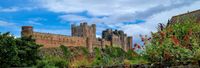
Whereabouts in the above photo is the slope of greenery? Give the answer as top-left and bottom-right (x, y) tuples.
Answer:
(39, 46), (141, 67)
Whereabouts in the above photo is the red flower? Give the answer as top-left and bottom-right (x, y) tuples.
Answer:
(171, 35), (180, 45)
(160, 31), (166, 38)
(148, 37), (151, 40)
(137, 45), (141, 49)
(134, 44), (137, 47)
(133, 48), (135, 50)
(183, 35), (190, 42)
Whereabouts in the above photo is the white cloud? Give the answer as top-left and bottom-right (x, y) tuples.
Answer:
(26, 17), (45, 25)
(0, 20), (16, 27)
(38, 0), (200, 44)
(0, 7), (19, 12)
(34, 29), (71, 36)
(59, 15), (88, 23)
(0, 6), (39, 12)
(27, 21), (42, 25)
(40, 0), (198, 16)
(120, 1), (200, 43)
(40, 0), (175, 16)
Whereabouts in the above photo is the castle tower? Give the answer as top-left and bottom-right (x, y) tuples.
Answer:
(102, 29), (113, 41)
(71, 22), (96, 39)
(101, 39), (105, 48)
(86, 37), (93, 53)
(127, 36), (133, 50)
(102, 29), (133, 51)
(71, 24), (76, 36)
(21, 26), (33, 37)
(71, 22), (96, 51)
(123, 35), (127, 51)
(91, 24), (96, 39)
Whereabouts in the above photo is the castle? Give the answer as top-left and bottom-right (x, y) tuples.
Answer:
(21, 22), (133, 52)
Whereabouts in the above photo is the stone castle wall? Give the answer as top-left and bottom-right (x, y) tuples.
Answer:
(21, 22), (132, 51)
(32, 32), (86, 48)
(93, 39), (112, 48)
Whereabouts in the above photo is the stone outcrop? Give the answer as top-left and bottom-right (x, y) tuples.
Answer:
(21, 22), (133, 51)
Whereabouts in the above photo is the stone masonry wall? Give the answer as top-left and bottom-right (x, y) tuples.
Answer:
(33, 32), (86, 48)
(93, 39), (111, 48)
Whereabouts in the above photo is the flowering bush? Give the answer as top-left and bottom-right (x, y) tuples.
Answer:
(144, 17), (200, 63)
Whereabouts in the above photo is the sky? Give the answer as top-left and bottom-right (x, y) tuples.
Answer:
(0, 0), (200, 44)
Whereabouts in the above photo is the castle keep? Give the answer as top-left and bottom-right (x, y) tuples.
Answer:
(21, 22), (133, 51)
(102, 29), (133, 51)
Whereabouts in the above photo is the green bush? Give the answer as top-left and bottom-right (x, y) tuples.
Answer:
(145, 17), (200, 63)
(194, 48), (200, 60)
(92, 46), (130, 66)
(60, 45), (71, 59)
(36, 55), (68, 68)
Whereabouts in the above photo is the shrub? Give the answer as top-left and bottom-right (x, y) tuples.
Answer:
(60, 45), (71, 59)
(36, 55), (68, 68)
(145, 17), (200, 63)
(194, 48), (200, 60)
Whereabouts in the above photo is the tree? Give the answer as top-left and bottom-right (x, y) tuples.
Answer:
(0, 32), (42, 67)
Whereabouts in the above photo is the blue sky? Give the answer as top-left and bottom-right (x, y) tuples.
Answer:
(0, 0), (200, 44)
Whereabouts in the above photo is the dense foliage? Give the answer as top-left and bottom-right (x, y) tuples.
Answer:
(144, 17), (200, 63)
(0, 32), (42, 67)
(92, 47), (127, 66)
(36, 55), (68, 68)
(39, 46), (140, 67)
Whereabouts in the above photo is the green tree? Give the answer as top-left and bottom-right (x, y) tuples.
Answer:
(0, 32), (42, 67)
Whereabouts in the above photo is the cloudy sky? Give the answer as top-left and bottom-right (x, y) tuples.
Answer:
(0, 0), (200, 44)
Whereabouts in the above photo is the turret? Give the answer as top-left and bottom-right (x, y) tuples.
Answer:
(127, 36), (133, 49)
(21, 26), (33, 37)
(71, 22), (96, 38)
(92, 24), (96, 38)
(71, 24), (76, 36)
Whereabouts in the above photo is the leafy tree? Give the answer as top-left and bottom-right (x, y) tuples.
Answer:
(0, 32), (42, 67)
